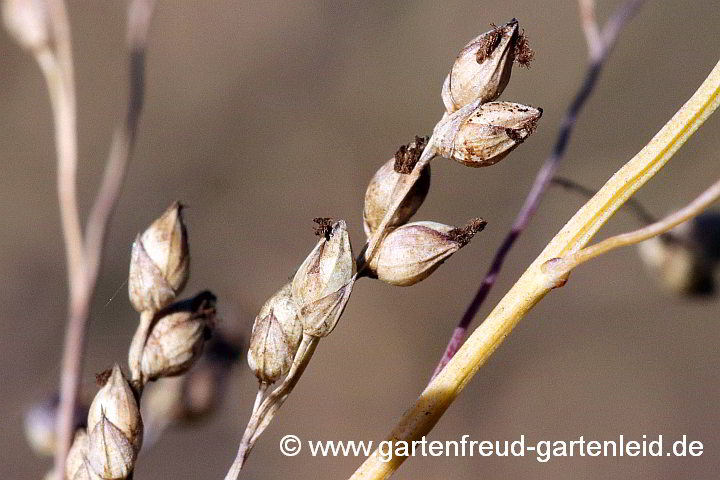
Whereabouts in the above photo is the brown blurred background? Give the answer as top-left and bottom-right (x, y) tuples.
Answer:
(2, 0), (720, 478)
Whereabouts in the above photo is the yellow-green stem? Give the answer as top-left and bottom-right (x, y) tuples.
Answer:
(349, 58), (720, 480)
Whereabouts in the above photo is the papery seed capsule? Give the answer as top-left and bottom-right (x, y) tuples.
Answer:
(73, 458), (103, 480)
(434, 99), (542, 167)
(65, 429), (89, 480)
(638, 214), (720, 295)
(140, 291), (216, 381)
(248, 283), (303, 383)
(292, 220), (355, 336)
(87, 365), (143, 453)
(442, 20), (520, 112)
(87, 414), (135, 479)
(368, 219), (486, 286)
(363, 137), (431, 237)
(128, 202), (190, 312)
(2, 0), (50, 52)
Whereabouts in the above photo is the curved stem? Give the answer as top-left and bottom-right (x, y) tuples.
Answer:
(350, 57), (720, 479)
(544, 177), (720, 276)
(48, 1), (156, 476)
(224, 335), (319, 480)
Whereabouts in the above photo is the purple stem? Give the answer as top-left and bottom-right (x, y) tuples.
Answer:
(431, 0), (646, 380)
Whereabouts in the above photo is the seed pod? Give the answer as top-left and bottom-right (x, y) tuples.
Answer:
(128, 202), (190, 312)
(638, 214), (720, 295)
(368, 219), (486, 286)
(87, 365), (143, 453)
(442, 20), (519, 112)
(363, 137), (431, 237)
(292, 220), (355, 336)
(65, 429), (89, 480)
(72, 458), (103, 480)
(2, 0), (50, 52)
(248, 283), (303, 383)
(434, 100), (542, 167)
(87, 414), (135, 479)
(140, 291), (216, 381)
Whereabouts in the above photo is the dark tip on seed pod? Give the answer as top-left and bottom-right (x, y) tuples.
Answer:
(368, 219), (485, 286)
(434, 99), (542, 167)
(363, 137), (431, 237)
(442, 19), (533, 113)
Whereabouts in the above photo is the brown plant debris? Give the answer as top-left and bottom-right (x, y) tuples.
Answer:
(313, 217), (334, 240)
(95, 368), (113, 387)
(514, 29), (534, 67)
(394, 135), (429, 174)
(448, 218), (488, 246)
(476, 23), (504, 63)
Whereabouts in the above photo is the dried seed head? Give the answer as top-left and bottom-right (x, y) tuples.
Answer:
(2, 0), (50, 52)
(638, 214), (720, 296)
(140, 291), (216, 381)
(363, 139), (431, 236)
(434, 99), (542, 167)
(87, 414), (135, 479)
(65, 429), (89, 480)
(368, 219), (485, 286)
(72, 459), (104, 480)
(87, 365), (143, 453)
(128, 202), (190, 312)
(292, 220), (355, 336)
(442, 20), (522, 113)
(248, 283), (303, 383)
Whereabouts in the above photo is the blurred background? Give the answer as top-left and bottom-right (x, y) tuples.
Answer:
(2, 0), (720, 478)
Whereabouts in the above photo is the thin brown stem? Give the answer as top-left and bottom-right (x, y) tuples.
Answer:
(52, 1), (156, 477)
(431, 0), (647, 380)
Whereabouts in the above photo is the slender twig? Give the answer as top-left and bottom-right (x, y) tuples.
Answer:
(351, 56), (720, 480)
(44, 0), (83, 291)
(40, 2), (84, 476)
(578, 0), (602, 60)
(545, 177), (720, 275)
(552, 176), (659, 225)
(431, 0), (646, 379)
(52, 1), (156, 476)
(225, 336), (319, 480)
(84, 0), (155, 288)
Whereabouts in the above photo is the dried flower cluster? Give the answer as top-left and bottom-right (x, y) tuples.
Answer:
(62, 203), (217, 479)
(228, 18), (542, 478)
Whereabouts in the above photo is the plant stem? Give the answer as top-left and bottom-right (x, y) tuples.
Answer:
(544, 177), (720, 276)
(431, 0), (646, 380)
(225, 335), (320, 480)
(350, 57), (720, 480)
(84, 0), (155, 293)
(49, 1), (156, 476)
(35, 2), (84, 472)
